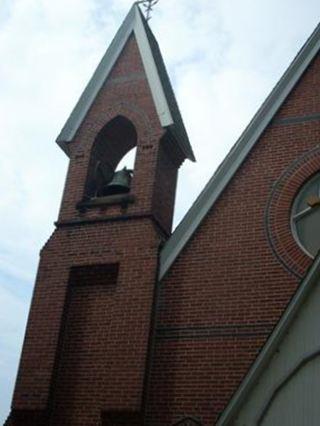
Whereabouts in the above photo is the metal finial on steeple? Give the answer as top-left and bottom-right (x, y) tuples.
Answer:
(136, 0), (160, 21)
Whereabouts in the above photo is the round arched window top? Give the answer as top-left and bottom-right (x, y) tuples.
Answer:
(291, 172), (320, 258)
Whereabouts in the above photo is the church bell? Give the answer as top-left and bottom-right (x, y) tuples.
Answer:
(103, 167), (132, 196)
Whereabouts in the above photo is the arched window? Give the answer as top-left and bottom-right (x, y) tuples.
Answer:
(85, 115), (137, 198)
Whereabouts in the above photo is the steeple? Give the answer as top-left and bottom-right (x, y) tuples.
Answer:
(55, 3), (194, 236)
(57, 4), (195, 162)
(5, 5), (193, 426)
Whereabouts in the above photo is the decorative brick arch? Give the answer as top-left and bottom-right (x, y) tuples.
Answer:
(266, 145), (320, 278)
(67, 100), (166, 209)
(73, 100), (160, 158)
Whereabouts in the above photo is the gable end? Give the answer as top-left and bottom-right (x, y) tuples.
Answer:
(159, 23), (320, 280)
(56, 5), (195, 162)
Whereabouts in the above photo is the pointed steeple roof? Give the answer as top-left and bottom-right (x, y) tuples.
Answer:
(56, 4), (195, 162)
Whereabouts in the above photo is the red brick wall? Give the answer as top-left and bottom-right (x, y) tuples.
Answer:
(9, 24), (319, 426)
(11, 220), (160, 421)
(152, 138), (179, 234)
(8, 34), (180, 425)
(50, 264), (119, 426)
(145, 54), (320, 425)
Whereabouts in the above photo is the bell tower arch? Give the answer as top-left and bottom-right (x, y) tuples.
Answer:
(85, 115), (138, 199)
(6, 4), (194, 426)
(58, 94), (188, 235)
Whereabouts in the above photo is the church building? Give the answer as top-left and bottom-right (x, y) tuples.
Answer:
(5, 3), (320, 425)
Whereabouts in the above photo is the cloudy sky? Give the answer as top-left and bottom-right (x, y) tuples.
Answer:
(0, 0), (319, 421)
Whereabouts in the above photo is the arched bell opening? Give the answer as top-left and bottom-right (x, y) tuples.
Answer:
(85, 115), (137, 199)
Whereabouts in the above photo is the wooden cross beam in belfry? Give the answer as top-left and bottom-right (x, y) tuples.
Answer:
(137, 0), (160, 21)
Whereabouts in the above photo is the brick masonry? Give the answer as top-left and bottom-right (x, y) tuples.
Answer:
(6, 35), (180, 426)
(5, 26), (320, 426)
(145, 53), (320, 425)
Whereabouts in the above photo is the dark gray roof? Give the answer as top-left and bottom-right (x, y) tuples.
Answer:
(217, 252), (320, 425)
(159, 22), (320, 280)
(56, 4), (195, 162)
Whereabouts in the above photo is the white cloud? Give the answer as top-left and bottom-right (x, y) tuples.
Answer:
(0, 0), (319, 422)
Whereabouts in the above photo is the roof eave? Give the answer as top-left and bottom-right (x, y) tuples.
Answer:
(167, 125), (196, 162)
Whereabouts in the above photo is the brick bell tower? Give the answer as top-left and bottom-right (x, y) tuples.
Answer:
(6, 5), (194, 426)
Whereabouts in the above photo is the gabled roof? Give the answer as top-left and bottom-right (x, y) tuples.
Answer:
(56, 4), (195, 162)
(159, 23), (320, 280)
(216, 252), (320, 425)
